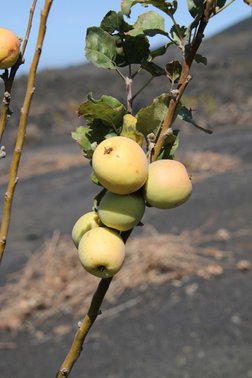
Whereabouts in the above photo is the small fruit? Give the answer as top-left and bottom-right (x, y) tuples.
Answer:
(0, 27), (20, 69)
(98, 191), (145, 231)
(78, 227), (125, 278)
(144, 159), (192, 209)
(72, 211), (100, 247)
(92, 136), (148, 194)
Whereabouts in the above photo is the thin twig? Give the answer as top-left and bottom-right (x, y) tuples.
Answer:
(0, 0), (38, 144)
(0, 0), (54, 265)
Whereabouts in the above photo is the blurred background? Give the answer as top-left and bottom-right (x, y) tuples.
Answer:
(0, 1), (252, 377)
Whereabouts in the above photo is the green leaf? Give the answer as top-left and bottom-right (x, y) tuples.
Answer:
(186, 0), (205, 18)
(194, 53), (207, 65)
(72, 126), (96, 159)
(85, 27), (117, 69)
(166, 60), (182, 83)
(157, 129), (179, 160)
(216, 0), (226, 8)
(115, 35), (150, 66)
(78, 94), (126, 130)
(126, 11), (166, 37)
(170, 24), (188, 46)
(74, 95), (127, 159)
(150, 42), (173, 58)
(100, 11), (131, 33)
(177, 103), (213, 134)
(141, 61), (166, 76)
(136, 93), (171, 138)
(121, 0), (177, 17)
(120, 114), (144, 145)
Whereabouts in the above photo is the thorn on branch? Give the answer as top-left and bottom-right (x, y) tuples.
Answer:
(60, 368), (68, 376)
(1, 237), (6, 246)
(0, 146), (6, 158)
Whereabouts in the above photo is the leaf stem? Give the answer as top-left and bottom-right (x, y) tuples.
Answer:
(131, 75), (154, 103)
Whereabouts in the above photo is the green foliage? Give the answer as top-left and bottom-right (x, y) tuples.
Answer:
(176, 103), (213, 134)
(136, 94), (171, 138)
(186, 0), (205, 18)
(72, 94), (127, 158)
(85, 27), (117, 69)
(157, 129), (179, 160)
(125, 11), (166, 37)
(121, 0), (177, 17)
(166, 60), (182, 84)
(80, 0), (229, 165)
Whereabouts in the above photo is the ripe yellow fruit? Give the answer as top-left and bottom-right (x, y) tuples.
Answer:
(72, 211), (100, 248)
(78, 227), (125, 278)
(0, 27), (20, 69)
(144, 159), (192, 209)
(92, 136), (148, 194)
(98, 191), (145, 231)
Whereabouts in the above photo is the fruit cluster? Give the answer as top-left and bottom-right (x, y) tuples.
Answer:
(72, 136), (192, 279)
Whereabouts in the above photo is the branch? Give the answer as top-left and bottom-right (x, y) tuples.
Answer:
(56, 277), (113, 378)
(0, 0), (53, 265)
(151, 0), (216, 161)
(0, 0), (37, 144)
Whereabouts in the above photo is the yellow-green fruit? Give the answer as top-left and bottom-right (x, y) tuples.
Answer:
(98, 192), (145, 231)
(0, 27), (20, 69)
(144, 159), (192, 209)
(72, 211), (100, 248)
(92, 136), (148, 194)
(78, 227), (125, 278)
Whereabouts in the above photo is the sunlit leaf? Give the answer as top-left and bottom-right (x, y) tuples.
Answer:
(85, 27), (117, 69)
(136, 94), (171, 138)
(120, 114), (144, 145)
(126, 11), (166, 37)
(186, 0), (204, 18)
(78, 94), (126, 130)
(72, 126), (96, 159)
(121, 0), (177, 17)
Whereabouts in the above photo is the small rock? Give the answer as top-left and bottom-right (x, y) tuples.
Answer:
(237, 260), (251, 272)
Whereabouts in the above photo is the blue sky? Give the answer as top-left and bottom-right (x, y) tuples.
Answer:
(0, 0), (251, 74)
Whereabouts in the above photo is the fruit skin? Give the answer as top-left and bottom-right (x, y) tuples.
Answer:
(144, 159), (192, 209)
(72, 211), (100, 248)
(0, 27), (20, 69)
(98, 191), (145, 231)
(92, 136), (148, 194)
(78, 227), (125, 278)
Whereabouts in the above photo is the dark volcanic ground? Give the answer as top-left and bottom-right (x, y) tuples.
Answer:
(0, 122), (252, 378)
